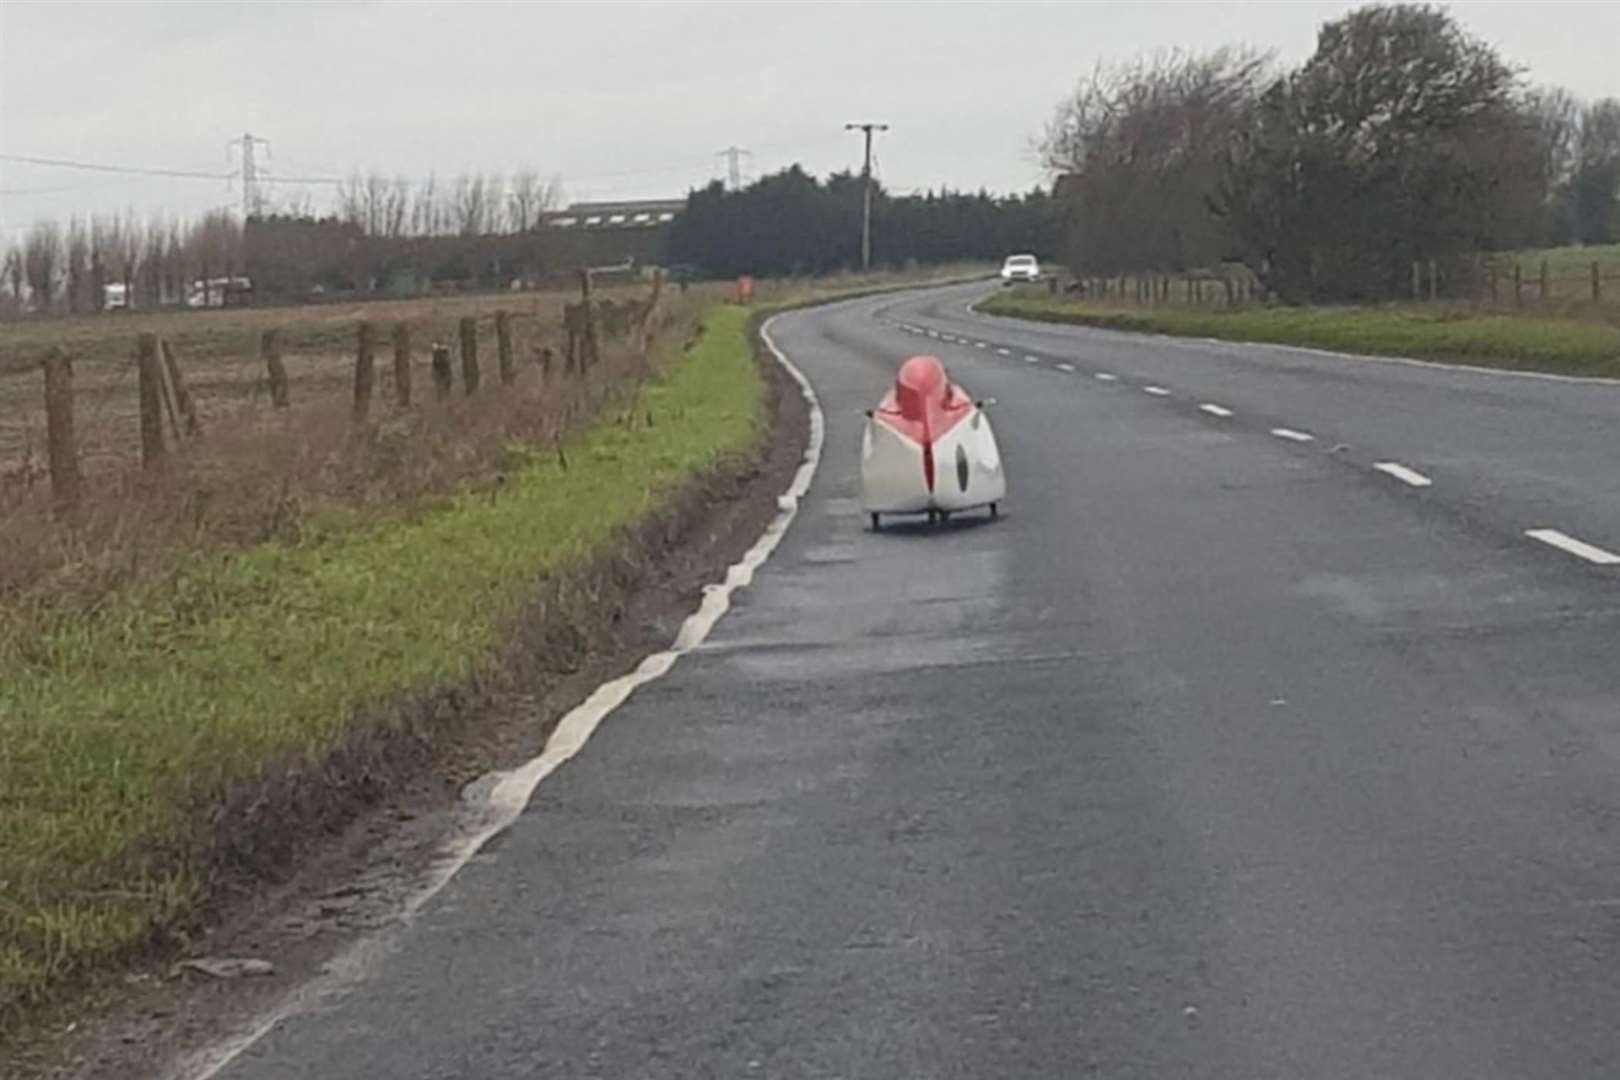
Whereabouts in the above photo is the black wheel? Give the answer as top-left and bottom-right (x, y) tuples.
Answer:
(989, 502), (999, 520)
(870, 512), (881, 532)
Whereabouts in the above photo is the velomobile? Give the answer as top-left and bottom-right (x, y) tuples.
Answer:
(860, 354), (1005, 530)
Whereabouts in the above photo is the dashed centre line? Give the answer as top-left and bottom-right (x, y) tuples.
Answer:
(1056, 363), (1076, 372)
(1373, 462), (1432, 488)
(1271, 428), (1315, 442)
(1094, 373), (1118, 382)
(974, 341), (988, 349)
(1526, 529), (1620, 565)
(1199, 404), (1234, 418)
(1143, 386), (1170, 396)
(996, 347), (1011, 356)
(1024, 356), (1041, 364)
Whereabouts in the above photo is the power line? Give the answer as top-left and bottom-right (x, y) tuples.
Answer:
(0, 151), (235, 181)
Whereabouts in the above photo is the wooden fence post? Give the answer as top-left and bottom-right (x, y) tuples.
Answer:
(1412, 261), (1422, 301)
(392, 322), (412, 407)
(41, 347), (82, 521)
(261, 329), (289, 408)
(1594, 261), (1602, 303)
(496, 310), (515, 385)
(136, 332), (166, 469)
(1514, 262), (1523, 307)
(579, 270), (600, 369)
(353, 320), (375, 421)
(160, 340), (200, 436)
(1488, 264), (1498, 305)
(459, 316), (480, 394)
(1427, 258), (1439, 302)
(431, 342), (453, 399)
(1540, 259), (1550, 306)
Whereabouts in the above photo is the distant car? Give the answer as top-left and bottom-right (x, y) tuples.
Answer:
(1000, 254), (1041, 285)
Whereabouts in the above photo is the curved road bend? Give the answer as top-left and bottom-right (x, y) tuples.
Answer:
(213, 283), (1620, 1078)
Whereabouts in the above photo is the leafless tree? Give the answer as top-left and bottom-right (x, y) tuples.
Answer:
(23, 221), (63, 312)
(453, 173), (488, 235)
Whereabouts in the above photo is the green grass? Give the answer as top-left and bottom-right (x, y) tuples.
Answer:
(981, 291), (1620, 376)
(0, 303), (765, 1014)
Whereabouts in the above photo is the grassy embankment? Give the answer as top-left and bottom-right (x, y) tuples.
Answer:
(0, 302), (766, 1019)
(982, 281), (1620, 377)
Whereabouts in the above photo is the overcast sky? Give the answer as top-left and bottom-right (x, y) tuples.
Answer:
(2, 0), (1616, 235)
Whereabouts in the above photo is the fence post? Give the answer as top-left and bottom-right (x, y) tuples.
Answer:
(1514, 262), (1523, 307)
(496, 310), (515, 385)
(136, 332), (166, 469)
(353, 320), (375, 421)
(459, 316), (480, 394)
(392, 322), (412, 407)
(1540, 259), (1549, 306)
(431, 342), (454, 399)
(1488, 264), (1498, 305)
(1412, 261), (1422, 301)
(1427, 258), (1439, 302)
(579, 270), (600, 369)
(1594, 262), (1602, 303)
(160, 339), (200, 436)
(261, 329), (289, 408)
(41, 347), (82, 521)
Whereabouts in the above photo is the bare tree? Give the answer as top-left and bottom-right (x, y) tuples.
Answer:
(64, 218), (90, 313)
(508, 169), (547, 231)
(385, 175), (411, 237)
(23, 221), (63, 313)
(453, 173), (488, 235)
(1044, 47), (1271, 274)
(2, 244), (24, 314)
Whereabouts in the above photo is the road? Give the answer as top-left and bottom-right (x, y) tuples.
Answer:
(208, 282), (1620, 1078)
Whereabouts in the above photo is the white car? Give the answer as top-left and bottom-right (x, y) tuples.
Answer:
(1000, 254), (1041, 285)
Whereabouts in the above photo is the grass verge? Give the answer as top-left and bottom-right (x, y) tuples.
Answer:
(0, 303), (765, 1019)
(980, 291), (1620, 377)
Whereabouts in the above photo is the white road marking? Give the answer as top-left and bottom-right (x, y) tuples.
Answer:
(1199, 404), (1233, 417)
(1056, 363), (1076, 372)
(1144, 386), (1170, 396)
(180, 313), (828, 1080)
(1526, 529), (1620, 565)
(1271, 428), (1315, 442)
(974, 341), (988, 349)
(996, 347), (1011, 356)
(1024, 356), (1041, 364)
(1373, 462), (1432, 487)
(1094, 372), (1118, 381)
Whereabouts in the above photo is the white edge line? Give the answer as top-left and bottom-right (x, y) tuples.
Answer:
(1372, 462), (1432, 488)
(1526, 529), (1620, 565)
(1271, 427), (1314, 442)
(176, 314), (826, 1080)
(1199, 404), (1233, 417)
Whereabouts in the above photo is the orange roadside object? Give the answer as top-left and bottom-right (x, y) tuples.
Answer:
(736, 275), (755, 303)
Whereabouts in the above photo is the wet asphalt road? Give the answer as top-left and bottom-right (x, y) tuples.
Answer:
(216, 283), (1620, 1078)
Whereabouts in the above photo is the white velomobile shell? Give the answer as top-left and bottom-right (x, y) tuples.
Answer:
(860, 418), (931, 514)
(859, 405), (1005, 516)
(930, 406), (1006, 513)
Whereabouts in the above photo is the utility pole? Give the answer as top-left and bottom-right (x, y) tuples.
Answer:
(715, 145), (752, 191)
(844, 122), (888, 270)
(228, 133), (271, 219)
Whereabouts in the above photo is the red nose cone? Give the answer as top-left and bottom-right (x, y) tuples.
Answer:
(894, 355), (948, 421)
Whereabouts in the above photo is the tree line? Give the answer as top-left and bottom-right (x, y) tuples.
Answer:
(1043, 3), (1620, 303)
(0, 170), (567, 315)
(667, 167), (1055, 278)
